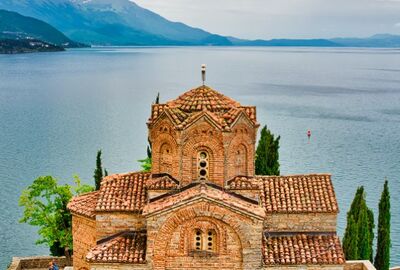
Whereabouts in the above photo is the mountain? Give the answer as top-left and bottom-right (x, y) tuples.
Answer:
(0, 0), (232, 45)
(227, 37), (340, 47)
(0, 9), (85, 47)
(330, 34), (400, 48)
(1, 0), (399, 47)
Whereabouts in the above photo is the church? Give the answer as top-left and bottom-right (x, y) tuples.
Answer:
(68, 67), (345, 270)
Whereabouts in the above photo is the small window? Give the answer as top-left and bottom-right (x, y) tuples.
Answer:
(194, 230), (202, 250)
(193, 229), (216, 252)
(197, 151), (209, 180)
(206, 230), (215, 251)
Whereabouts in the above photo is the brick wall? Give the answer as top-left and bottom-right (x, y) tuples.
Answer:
(72, 214), (96, 270)
(263, 265), (344, 270)
(146, 200), (264, 270)
(224, 119), (256, 180)
(150, 115), (258, 188)
(90, 263), (148, 270)
(96, 213), (146, 240)
(264, 213), (337, 232)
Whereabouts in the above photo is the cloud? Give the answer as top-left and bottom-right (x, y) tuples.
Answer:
(395, 22), (400, 27)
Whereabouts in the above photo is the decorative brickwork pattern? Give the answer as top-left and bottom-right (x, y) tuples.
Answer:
(68, 191), (99, 219)
(86, 231), (146, 264)
(96, 172), (150, 212)
(263, 233), (345, 265)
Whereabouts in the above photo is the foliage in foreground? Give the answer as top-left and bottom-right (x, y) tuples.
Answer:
(19, 175), (94, 259)
(374, 180), (391, 270)
(255, 125), (280, 175)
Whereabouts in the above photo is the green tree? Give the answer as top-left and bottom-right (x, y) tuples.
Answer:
(343, 186), (374, 261)
(19, 175), (93, 262)
(367, 208), (375, 261)
(255, 125), (280, 175)
(343, 215), (359, 260)
(358, 200), (372, 260)
(94, 150), (103, 190)
(374, 180), (391, 270)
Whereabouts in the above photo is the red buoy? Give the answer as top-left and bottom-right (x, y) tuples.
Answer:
(307, 130), (311, 138)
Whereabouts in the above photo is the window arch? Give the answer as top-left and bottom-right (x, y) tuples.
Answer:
(197, 151), (209, 180)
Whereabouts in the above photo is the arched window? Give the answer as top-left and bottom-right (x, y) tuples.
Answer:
(197, 151), (209, 180)
(235, 144), (247, 176)
(193, 229), (216, 252)
(160, 143), (172, 173)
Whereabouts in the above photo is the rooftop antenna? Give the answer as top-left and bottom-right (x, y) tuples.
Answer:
(201, 64), (206, 86)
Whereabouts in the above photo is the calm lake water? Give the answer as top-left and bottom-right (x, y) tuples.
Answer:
(0, 47), (399, 268)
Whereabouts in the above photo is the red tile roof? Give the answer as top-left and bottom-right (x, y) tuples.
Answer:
(96, 172), (150, 213)
(263, 233), (345, 265)
(146, 174), (179, 190)
(148, 86), (258, 130)
(86, 231), (146, 264)
(167, 85), (241, 112)
(67, 191), (99, 219)
(260, 174), (338, 213)
(227, 176), (260, 190)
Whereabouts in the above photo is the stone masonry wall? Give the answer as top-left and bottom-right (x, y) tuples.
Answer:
(146, 200), (264, 270)
(264, 213), (337, 232)
(72, 214), (96, 270)
(96, 213), (146, 240)
(7, 256), (70, 270)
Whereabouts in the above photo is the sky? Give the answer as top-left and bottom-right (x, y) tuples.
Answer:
(133, 0), (400, 39)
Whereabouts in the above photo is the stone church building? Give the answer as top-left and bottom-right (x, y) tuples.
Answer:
(68, 75), (345, 270)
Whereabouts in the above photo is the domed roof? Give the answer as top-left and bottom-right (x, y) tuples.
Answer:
(166, 85), (241, 112)
(149, 85), (257, 130)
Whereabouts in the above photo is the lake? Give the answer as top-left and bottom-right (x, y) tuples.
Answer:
(0, 47), (399, 268)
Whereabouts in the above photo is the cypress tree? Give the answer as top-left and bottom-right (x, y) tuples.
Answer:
(358, 200), (372, 260)
(94, 150), (103, 190)
(343, 186), (374, 261)
(255, 125), (280, 175)
(343, 215), (359, 260)
(374, 180), (391, 270)
(367, 208), (375, 261)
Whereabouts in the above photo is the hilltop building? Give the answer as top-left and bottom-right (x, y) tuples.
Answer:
(68, 68), (345, 270)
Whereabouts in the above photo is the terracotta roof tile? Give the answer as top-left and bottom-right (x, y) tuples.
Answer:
(146, 174), (179, 190)
(148, 86), (258, 130)
(96, 172), (150, 213)
(86, 231), (146, 264)
(67, 191), (99, 219)
(263, 233), (345, 265)
(227, 176), (260, 190)
(259, 174), (338, 213)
